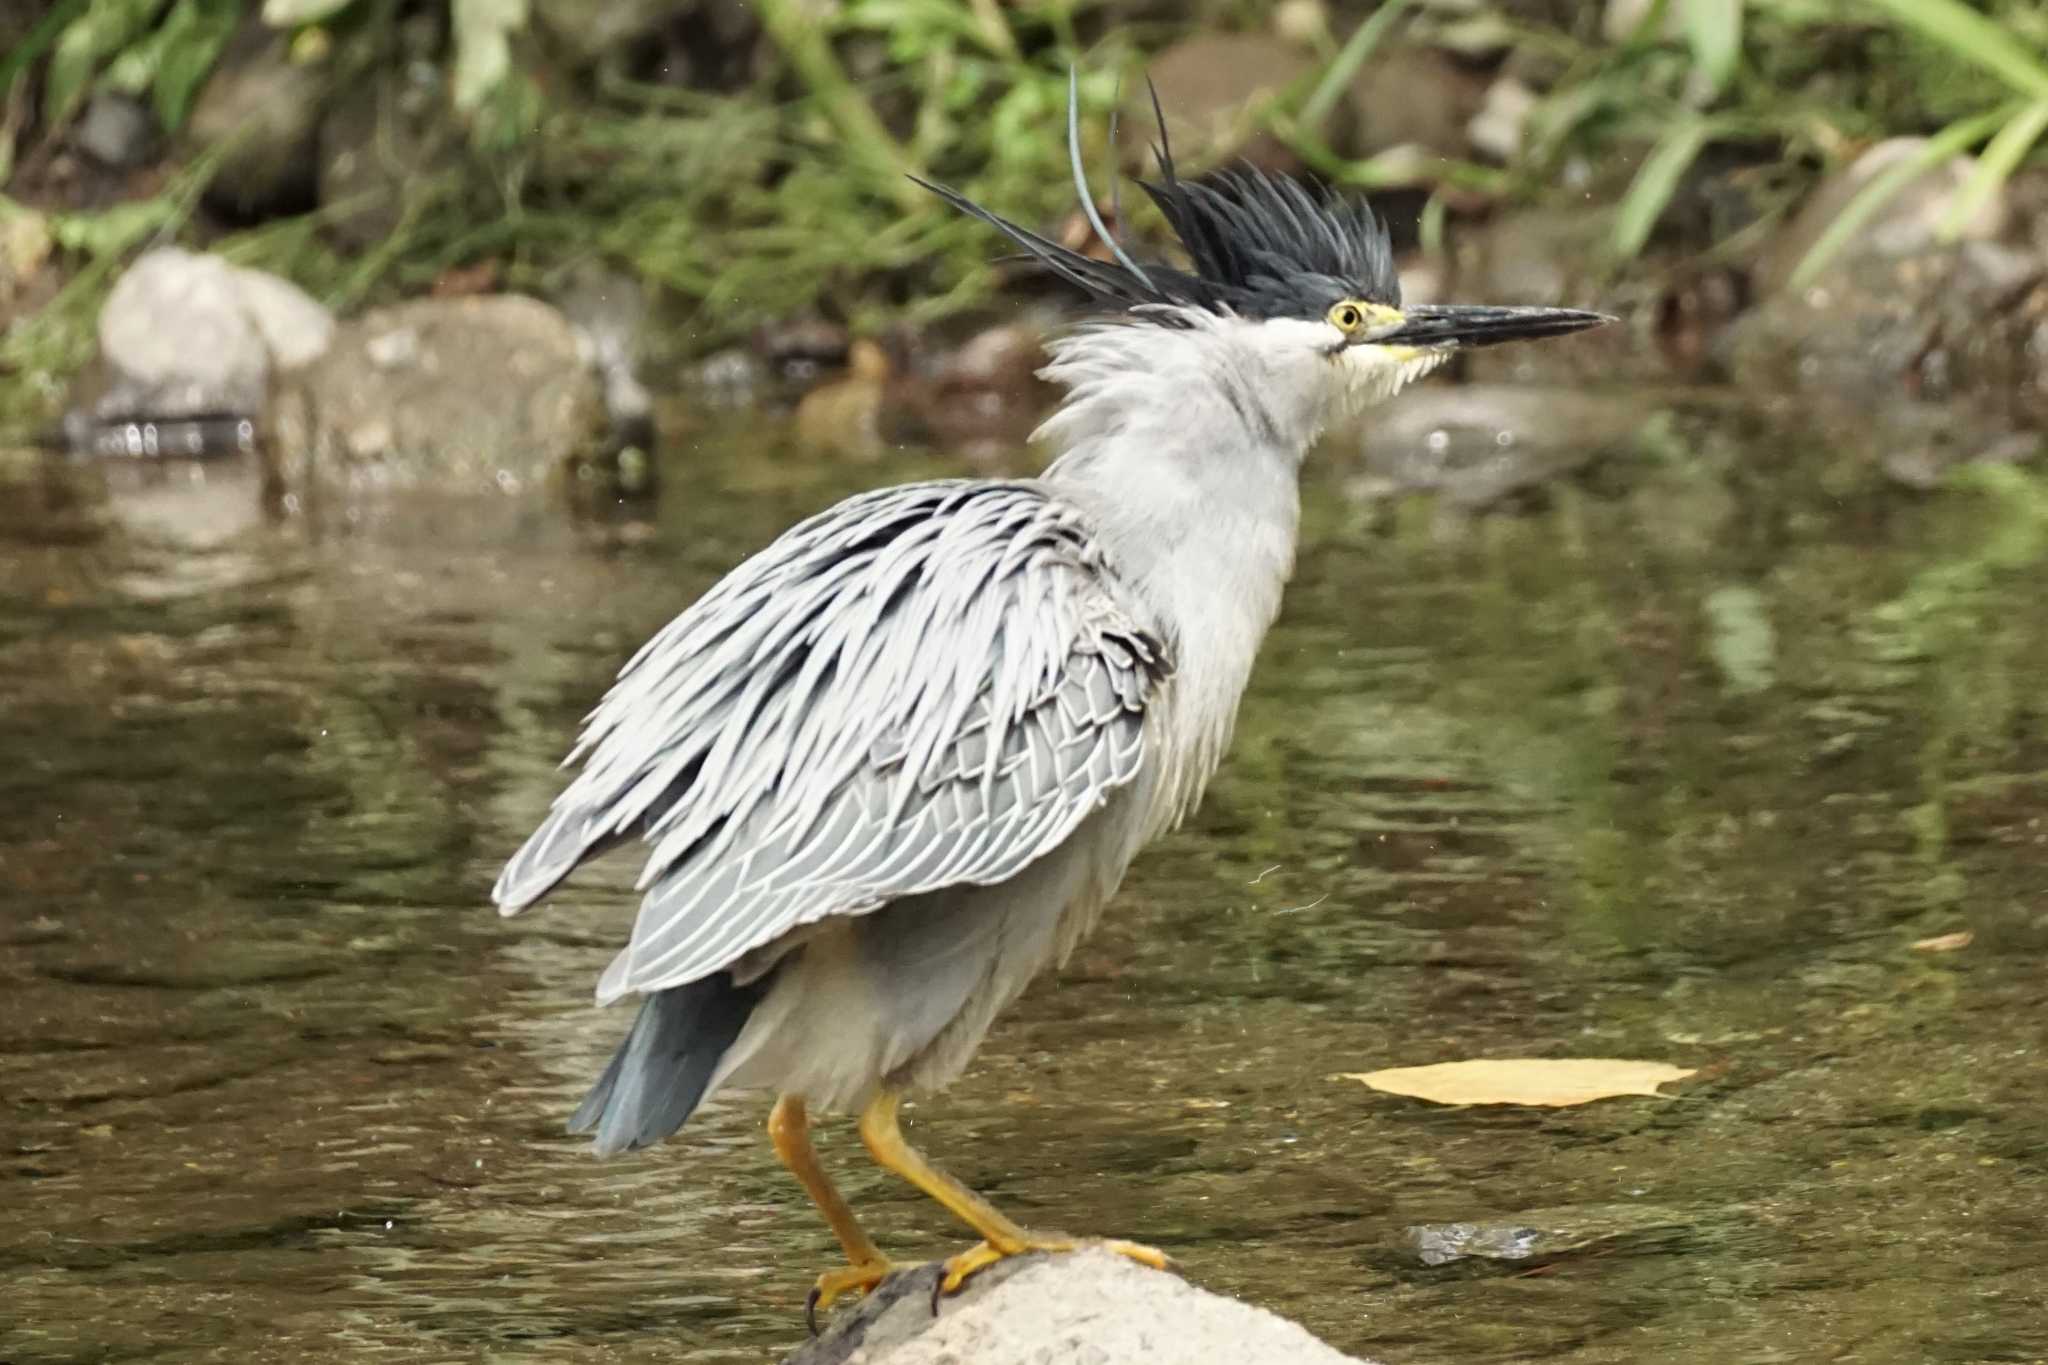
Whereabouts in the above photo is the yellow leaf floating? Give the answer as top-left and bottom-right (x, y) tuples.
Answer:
(1340, 1058), (1697, 1108)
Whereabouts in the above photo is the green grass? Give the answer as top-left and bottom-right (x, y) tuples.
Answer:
(7, 0), (2048, 432)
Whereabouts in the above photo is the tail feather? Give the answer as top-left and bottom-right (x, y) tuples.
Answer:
(570, 972), (765, 1156)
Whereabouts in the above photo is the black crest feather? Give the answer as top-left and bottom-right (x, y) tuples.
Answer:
(912, 71), (1400, 321)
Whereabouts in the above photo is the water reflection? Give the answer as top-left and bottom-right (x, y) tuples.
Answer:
(2, 413), (2044, 1363)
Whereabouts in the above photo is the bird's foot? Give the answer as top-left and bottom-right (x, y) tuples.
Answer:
(806, 1257), (897, 1335)
(930, 1233), (1170, 1310)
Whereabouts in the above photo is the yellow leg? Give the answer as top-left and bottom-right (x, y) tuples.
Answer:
(769, 1095), (894, 1323)
(855, 1088), (1170, 1298)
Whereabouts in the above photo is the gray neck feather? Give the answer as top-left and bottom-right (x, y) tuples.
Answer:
(1034, 313), (1309, 615)
(1031, 313), (1312, 830)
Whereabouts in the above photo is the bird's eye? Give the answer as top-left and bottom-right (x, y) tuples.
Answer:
(1328, 302), (1364, 333)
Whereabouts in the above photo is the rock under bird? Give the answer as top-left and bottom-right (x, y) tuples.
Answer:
(493, 77), (1611, 1321)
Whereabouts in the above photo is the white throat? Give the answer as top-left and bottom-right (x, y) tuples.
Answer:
(1032, 307), (1428, 833)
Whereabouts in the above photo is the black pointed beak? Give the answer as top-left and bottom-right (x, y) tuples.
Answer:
(1379, 304), (1616, 349)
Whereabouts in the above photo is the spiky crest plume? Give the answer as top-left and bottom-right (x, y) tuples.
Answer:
(912, 71), (1400, 322)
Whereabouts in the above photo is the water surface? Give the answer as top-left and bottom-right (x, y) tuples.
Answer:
(4, 410), (2045, 1363)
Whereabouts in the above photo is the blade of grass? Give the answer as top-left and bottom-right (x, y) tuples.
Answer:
(1417, 189), (1448, 259)
(1863, 0), (2048, 101)
(262, 0), (355, 24)
(44, 0), (164, 128)
(1280, 116), (1506, 194)
(751, 0), (924, 211)
(0, 0), (91, 105)
(1611, 113), (1715, 258)
(1681, 0), (1742, 100)
(965, 0), (1020, 62)
(1786, 102), (2014, 291)
(1939, 98), (2048, 238)
(1299, 0), (1412, 132)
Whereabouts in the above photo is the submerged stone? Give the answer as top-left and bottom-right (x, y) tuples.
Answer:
(1407, 1203), (1703, 1268)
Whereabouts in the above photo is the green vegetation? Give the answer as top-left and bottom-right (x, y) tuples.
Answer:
(3, 0), (2047, 423)
(1408, 0), (2048, 275)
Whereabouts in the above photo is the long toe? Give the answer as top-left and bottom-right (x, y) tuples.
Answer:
(1092, 1237), (1171, 1272)
(933, 1233), (1171, 1304)
(807, 1257), (896, 1334)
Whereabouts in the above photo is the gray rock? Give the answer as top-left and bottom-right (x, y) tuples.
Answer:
(2010, 164), (2048, 262)
(1345, 46), (1490, 171)
(1459, 204), (1607, 308)
(1122, 33), (1330, 176)
(264, 293), (608, 504)
(1719, 239), (2048, 424)
(95, 248), (335, 417)
(1408, 1220), (1540, 1267)
(1757, 138), (2011, 297)
(1407, 1203), (1709, 1270)
(1467, 75), (1537, 162)
(1449, 209), (1657, 386)
(1272, 0), (1331, 47)
(789, 1248), (1377, 1365)
(234, 273), (338, 372)
(73, 93), (157, 169)
(186, 22), (328, 220)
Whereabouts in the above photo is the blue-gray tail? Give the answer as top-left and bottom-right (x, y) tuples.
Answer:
(570, 972), (765, 1156)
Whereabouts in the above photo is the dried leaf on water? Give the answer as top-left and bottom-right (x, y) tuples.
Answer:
(1911, 930), (1974, 953)
(1340, 1058), (1697, 1107)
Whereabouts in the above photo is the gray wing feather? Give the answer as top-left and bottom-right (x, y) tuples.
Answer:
(492, 480), (1169, 1003)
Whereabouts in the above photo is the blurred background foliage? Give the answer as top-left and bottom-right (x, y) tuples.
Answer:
(2, 0), (2047, 403)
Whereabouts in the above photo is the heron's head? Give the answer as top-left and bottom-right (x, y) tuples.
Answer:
(915, 77), (1612, 443)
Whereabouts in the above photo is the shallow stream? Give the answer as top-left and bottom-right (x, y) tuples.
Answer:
(4, 407), (2045, 1362)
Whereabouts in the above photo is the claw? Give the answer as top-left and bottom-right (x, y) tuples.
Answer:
(807, 1257), (895, 1332)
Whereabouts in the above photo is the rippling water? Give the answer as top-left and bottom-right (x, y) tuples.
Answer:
(4, 411), (2045, 1363)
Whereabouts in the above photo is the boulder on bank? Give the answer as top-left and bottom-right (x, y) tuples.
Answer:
(1718, 239), (2048, 426)
(263, 293), (609, 505)
(94, 247), (334, 418)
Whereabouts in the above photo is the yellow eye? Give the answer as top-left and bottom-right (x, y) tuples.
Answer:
(1328, 302), (1364, 333)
